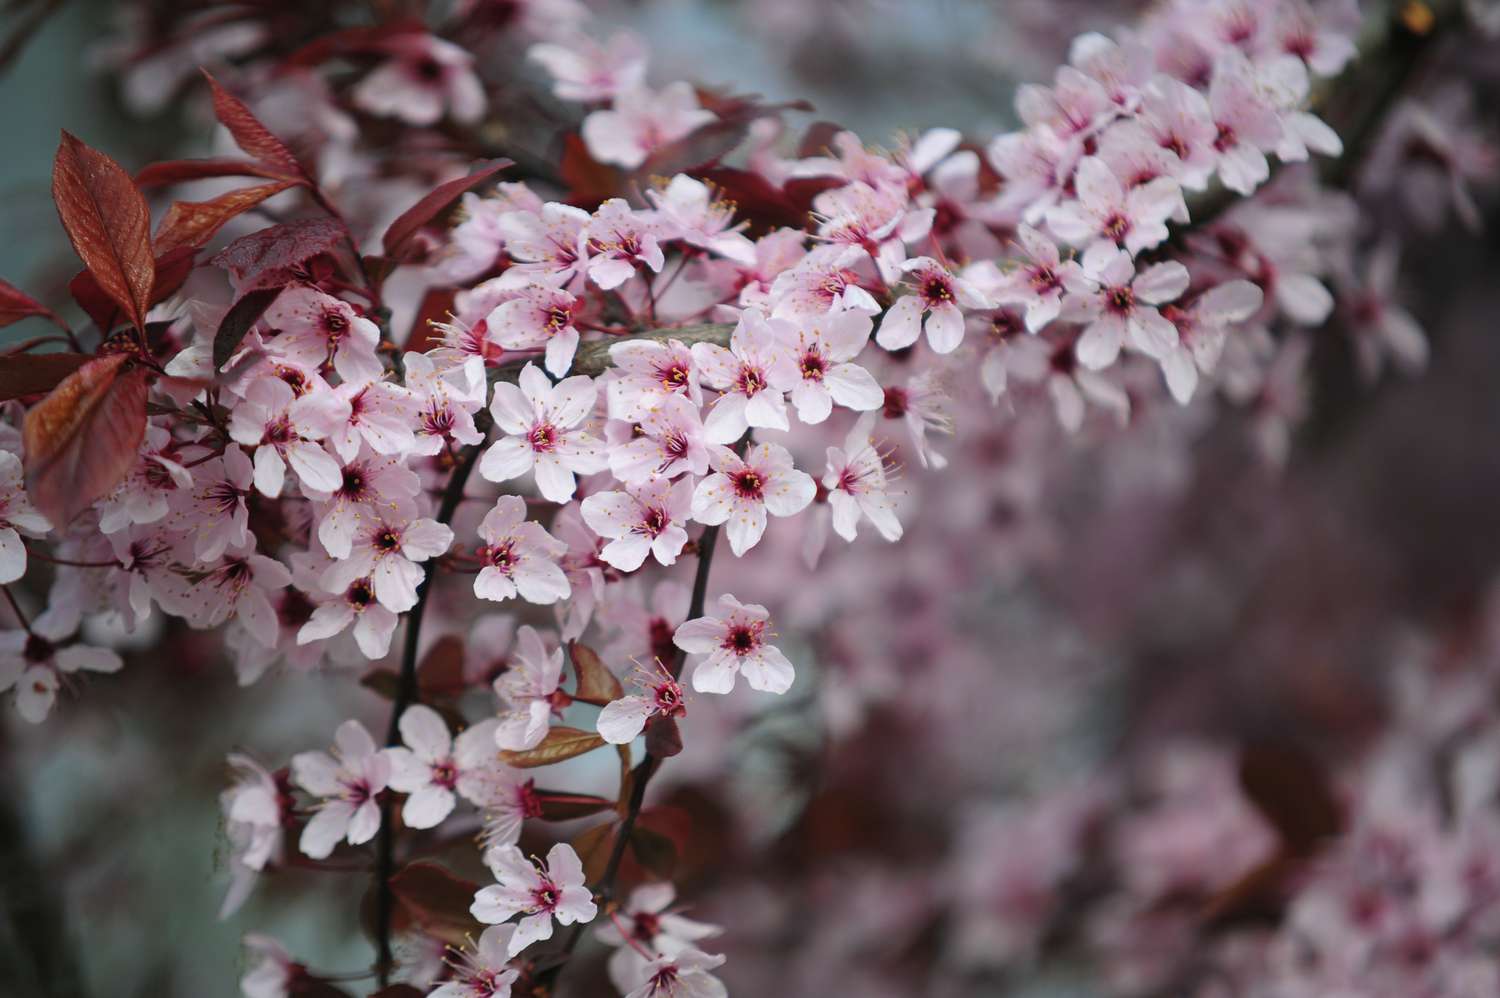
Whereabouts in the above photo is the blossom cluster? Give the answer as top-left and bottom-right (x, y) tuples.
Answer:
(2, 0), (1491, 995)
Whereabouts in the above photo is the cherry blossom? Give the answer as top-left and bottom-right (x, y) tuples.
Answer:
(351, 34), (484, 126)
(301, 451), (421, 560)
(326, 378), (419, 462)
(645, 175), (756, 265)
(823, 416), (903, 543)
(581, 477), (694, 572)
(597, 882), (723, 991)
(402, 352), (487, 455)
(227, 376), (347, 498)
(605, 338), (703, 422)
(1045, 155), (1185, 261)
(692, 309), (800, 444)
(291, 719), (391, 858)
(321, 512), (453, 613)
(470, 842), (598, 956)
(429, 924), (520, 998)
(96, 424), (192, 534)
(156, 549), (292, 645)
(783, 310), (883, 424)
(297, 573), (401, 658)
(673, 593), (795, 695)
(690, 441), (815, 556)
(877, 257), (993, 355)
(767, 245), (880, 321)
(0, 450), (50, 584)
(262, 286), (383, 383)
(497, 202), (591, 288)
(473, 496), (572, 605)
(492, 624), (568, 751)
(586, 198), (667, 290)
(220, 753), (287, 918)
(169, 446), (253, 562)
(1063, 247), (1188, 369)
(0, 606), (122, 723)
(596, 659), (688, 744)
(581, 82), (716, 169)
(384, 706), (500, 828)
(481, 364), (606, 503)
(606, 394), (711, 484)
(529, 30), (647, 103)
(485, 282), (584, 377)
(620, 947), (727, 998)
(1159, 279), (1265, 403)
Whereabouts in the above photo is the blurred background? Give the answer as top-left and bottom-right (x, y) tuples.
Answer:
(3, 1), (1500, 996)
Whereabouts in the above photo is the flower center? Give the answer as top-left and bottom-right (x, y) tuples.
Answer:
(735, 365), (766, 397)
(529, 422), (559, 452)
(731, 470), (764, 500)
(482, 540), (517, 574)
(724, 623), (760, 656)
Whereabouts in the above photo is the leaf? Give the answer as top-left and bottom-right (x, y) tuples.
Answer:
(22, 353), (149, 527)
(388, 861), (481, 942)
(51, 131), (154, 333)
(698, 167), (842, 235)
(211, 217), (345, 291)
(382, 159), (511, 261)
(365, 988), (423, 998)
(570, 641), (622, 706)
(360, 667), (400, 700)
(645, 715), (683, 759)
(499, 726), (607, 769)
(535, 791), (615, 823)
(0, 279), (66, 331)
(629, 825), (678, 879)
(214, 286), (285, 370)
(149, 247), (199, 305)
(403, 287), (456, 354)
(571, 819), (618, 884)
(1238, 742), (1342, 856)
(560, 134), (625, 210)
(417, 635), (468, 699)
(136, 157), (301, 189)
(1201, 852), (1302, 929)
(153, 181), (298, 255)
(0, 354), (92, 402)
(201, 70), (311, 182)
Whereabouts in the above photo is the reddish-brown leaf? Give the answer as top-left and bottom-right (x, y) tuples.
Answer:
(570, 641), (623, 706)
(571, 819), (618, 884)
(150, 247), (199, 305)
(153, 181), (299, 255)
(535, 791), (615, 823)
(22, 353), (149, 526)
(560, 134), (625, 210)
(388, 861), (481, 944)
(68, 268), (123, 336)
(51, 132), (154, 333)
(382, 160), (511, 261)
(1238, 742), (1343, 856)
(201, 71), (311, 182)
(0, 279), (66, 331)
(280, 19), (426, 67)
(210, 217), (345, 291)
(417, 635), (468, 699)
(499, 726), (607, 769)
(0, 353), (92, 402)
(404, 288), (456, 353)
(135, 157), (301, 189)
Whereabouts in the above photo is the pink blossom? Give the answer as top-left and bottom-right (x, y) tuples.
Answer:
(297, 573), (400, 658)
(321, 512), (452, 613)
(429, 924), (520, 998)
(596, 659), (688, 744)
(0, 606), (122, 723)
(990, 225), (1085, 332)
(646, 175), (756, 264)
(605, 338), (703, 422)
(673, 593), (795, 694)
(581, 82), (716, 170)
(1063, 247), (1187, 369)
(220, 753), (287, 918)
(880, 371), (955, 469)
(403, 352), (487, 455)
(473, 496), (572, 605)
(291, 719), (391, 858)
(585, 198), (667, 290)
(227, 376), (348, 498)
(497, 202), (591, 288)
(581, 477), (694, 571)
(606, 394), (711, 484)
(96, 424), (192, 534)
(485, 282), (584, 377)
(326, 378), (419, 462)
(784, 311), (883, 424)
(1208, 52), (1287, 195)
(481, 364), (606, 502)
(690, 442), (815, 556)
(823, 415), (902, 543)
(1159, 279), (1265, 403)
(597, 882), (723, 991)
(470, 842), (597, 956)
(302, 451), (421, 559)
(767, 245), (880, 322)
(169, 446), (253, 561)
(877, 257), (993, 355)
(692, 309), (800, 444)
(0, 450), (51, 584)
(1136, 76), (1220, 191)
(621, 948), (727, 998)
(262, 286), (383, 383)
(384, 706), (500, 828)
(1045, 155), (1184, 261)
(528, 30), (647, 103)
(492, 625), (568, 751)
(156, 549), (293, 646)
(351, 34), (484, 127)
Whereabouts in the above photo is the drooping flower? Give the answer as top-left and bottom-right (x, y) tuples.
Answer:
(481, 364), (606, 503)
(470, 842), (598, 956)
(597, 882), (724, 994)
(220, 753), (288, 918)
(690, 442), (816, 556)
(1158, 279), (1265, 403)
(0, 606), (123, 723)
(673, 593), (795, 695)
(596, 659), (688, 744)
(492, 625), (569, 751)
(291, 719), (391, 859)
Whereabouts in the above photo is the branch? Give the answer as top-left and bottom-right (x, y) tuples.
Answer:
(373, 440), (485, 986)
